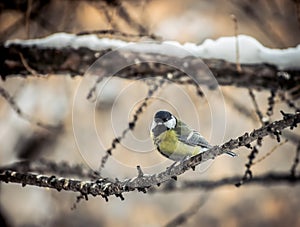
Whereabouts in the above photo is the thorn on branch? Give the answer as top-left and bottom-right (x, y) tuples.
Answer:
(171, 176), (178, 181)
(115, 193), (125, 200)
(283, 114), (298, 129)
(103, 196), (109, 202)
(245, 143), (252, 149)
(136, 165), (144, 177)
(137, 187), (147, 193)
(47, 175), (56, 186)
(267, 125), (282, 143)
(257, 136), (263, 146)
(83, 193), (88, 201)
(71, 193), (87, 210)
(281, 110), (292, 119)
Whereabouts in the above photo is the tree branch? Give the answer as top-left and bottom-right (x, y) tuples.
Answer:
(0, 112), (299, 200)
(1, 35), (299, 91)
(149, 172), (300, 193)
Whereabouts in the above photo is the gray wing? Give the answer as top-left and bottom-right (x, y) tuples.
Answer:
(175, 121), (212, 149)
(175, 120), (237, 157)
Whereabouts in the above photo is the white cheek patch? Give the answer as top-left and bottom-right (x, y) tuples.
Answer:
(164, 116), (176, 129)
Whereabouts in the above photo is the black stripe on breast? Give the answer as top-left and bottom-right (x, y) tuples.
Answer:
(152, 125), (168, 137)
(156, 146), (171, 159)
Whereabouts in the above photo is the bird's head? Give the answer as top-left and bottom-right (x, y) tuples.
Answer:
(151, 110), (177, 136)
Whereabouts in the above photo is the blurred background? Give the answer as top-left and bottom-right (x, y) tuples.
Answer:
(0, 0), (300, 226)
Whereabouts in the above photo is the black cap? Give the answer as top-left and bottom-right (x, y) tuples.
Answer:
(154, 110), (173, 122)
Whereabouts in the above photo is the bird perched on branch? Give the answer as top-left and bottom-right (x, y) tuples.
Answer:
(151, 110), (236, 161)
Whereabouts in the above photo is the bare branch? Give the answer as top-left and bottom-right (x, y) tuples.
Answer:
(0, 159), (95, 179)
(0, 112), (299, 200)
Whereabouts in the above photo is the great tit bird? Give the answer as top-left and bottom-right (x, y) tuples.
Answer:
(151, 110), (236, 161)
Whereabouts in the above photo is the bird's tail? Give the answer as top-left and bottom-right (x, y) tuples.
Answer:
(225, 150), (237, 157)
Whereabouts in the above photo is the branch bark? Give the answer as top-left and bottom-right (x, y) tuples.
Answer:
(1, 38), (299, 91)
(0, 112), (299, 200)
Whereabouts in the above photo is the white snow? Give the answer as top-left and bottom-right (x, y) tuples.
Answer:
(5, 33), (300, 69)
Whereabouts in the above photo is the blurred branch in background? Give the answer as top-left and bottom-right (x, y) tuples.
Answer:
(0, 85), (61, 130)
(165, 193), (210, 227)
(151, 172), (300, 193)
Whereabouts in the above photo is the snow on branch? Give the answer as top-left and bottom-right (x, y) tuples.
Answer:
(1, 33), (300, 91)
(4, 33), (300, 69)
(0, 112), (299, 201)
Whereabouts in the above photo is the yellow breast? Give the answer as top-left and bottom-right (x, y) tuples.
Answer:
(155, 130), (200, 161)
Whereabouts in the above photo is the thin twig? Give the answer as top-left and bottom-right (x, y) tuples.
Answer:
(253, 139), (287, 165)
(248, 89), (266, 125)
(19, 53), (40, 77)
(223, 91), (256, 123)
(0, 85), (60, 131)
(165, 193), (210, 227)
(99, 78), (166, 172)
(231, 14), (242, 72)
